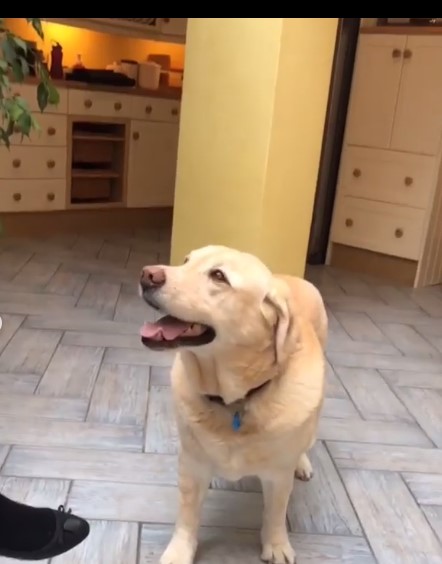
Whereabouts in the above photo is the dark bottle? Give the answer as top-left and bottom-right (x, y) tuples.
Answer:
(50, 42), (64, 79)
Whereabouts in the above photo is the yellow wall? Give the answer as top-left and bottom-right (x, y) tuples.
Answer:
(171, 18), (338, 276)
(4, 18), (185, 70)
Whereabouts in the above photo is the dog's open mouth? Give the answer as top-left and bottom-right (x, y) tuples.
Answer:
(140, 315), (216, 349)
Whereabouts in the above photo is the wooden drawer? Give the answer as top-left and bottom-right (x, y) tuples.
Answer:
(0, 179), (66, 212)
(0, 146), (67, 179)
(131, 96), (180, 123)
(339, 146), (436, 210)
(68, 89), (133, 118)
(331, 197), (426, 260)
(10, 115), (67, 147)
(10, 83), (68, 114)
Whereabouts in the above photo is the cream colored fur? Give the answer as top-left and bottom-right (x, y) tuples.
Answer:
(143, 245), (327, 564)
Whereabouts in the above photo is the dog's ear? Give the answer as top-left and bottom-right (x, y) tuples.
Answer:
(262, 280), (293, 364)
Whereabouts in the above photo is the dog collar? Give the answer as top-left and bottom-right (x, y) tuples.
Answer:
(204, 379), (271, 432)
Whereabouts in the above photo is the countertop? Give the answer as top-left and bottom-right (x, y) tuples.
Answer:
(18, 76), (182, 100)
(361, 25), (442, 36)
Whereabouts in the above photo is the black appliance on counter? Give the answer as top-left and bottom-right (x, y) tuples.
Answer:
(65, 68), (136, 87)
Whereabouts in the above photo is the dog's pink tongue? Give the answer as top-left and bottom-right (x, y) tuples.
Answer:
(141, 316), (191, 341)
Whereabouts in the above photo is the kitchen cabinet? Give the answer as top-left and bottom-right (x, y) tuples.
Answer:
(345, 34), (406, 149)
(0, 82), (181, 214)
(328, 29), (442, 287)
(390, 35), (442, 155)
(160, 18), (188, 37)
(345, 33), (442, 156)
(127, 120), (179, 208)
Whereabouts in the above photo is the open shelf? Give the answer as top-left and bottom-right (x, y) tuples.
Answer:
(69, 120), (127, 207)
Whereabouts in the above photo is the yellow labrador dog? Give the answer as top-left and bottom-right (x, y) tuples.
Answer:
(139, 245), (327, 564)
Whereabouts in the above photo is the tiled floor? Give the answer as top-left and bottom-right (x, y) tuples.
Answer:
(0, 228), (442, 563)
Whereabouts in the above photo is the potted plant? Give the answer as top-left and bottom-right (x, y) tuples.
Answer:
(0, 18), (60, 147)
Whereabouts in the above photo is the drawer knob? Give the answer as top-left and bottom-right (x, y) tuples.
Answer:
(47, 159), (56, 169)
(352, 168), (361, 178)
(163, 18), (170, 23)
(12, 192), (22, 202)
(392, 48), (402, 58)
(47, 192), (55, 202)
(12, 158), (21, 168)
(145, 105), (152, 114)
(171, 108), (179, 116)
(133, 131), (140, 141)
(404, 176), (413, 186)
(403, 49), (413, 60)
(47, 126), (56, 136)
(84, 99), (93, 108)
(114, 101), (122, 111)
(395, 228), (404, 239)
(345, 218), (353, 228)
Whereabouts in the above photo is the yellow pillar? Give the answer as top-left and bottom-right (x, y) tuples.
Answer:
(170, 18), (338, 276)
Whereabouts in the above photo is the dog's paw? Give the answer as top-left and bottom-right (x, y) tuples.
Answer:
(160, 537), (195, 564)
(261, 540), (296, 564)
(294, 453), (313, 482)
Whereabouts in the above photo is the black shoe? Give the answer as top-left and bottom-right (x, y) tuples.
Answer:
(0, 505), (90, 561)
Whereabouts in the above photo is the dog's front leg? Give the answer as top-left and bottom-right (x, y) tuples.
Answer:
(160, 454), (211, 564)
(260, 471), (296, 564)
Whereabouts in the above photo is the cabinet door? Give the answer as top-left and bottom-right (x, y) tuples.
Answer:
(391, 36), (442, 155)
(160, 18), (187, 37)
(345, 34), (406, 149)
(127, 120), (179, 208)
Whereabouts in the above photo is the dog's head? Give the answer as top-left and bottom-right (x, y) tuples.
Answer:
(139, 245), (294, 363)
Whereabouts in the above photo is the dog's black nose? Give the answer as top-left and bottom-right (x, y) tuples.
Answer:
(140, 266), (166, 289)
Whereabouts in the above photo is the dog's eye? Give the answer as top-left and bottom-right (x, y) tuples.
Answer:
(210, 269), (229, 284)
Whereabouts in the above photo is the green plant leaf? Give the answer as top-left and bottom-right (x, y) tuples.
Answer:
(1, 35), (17, 64)
(11, 58), (25, 82)
(8, 101), (25, 122)
(26, 18), (44, 40)
(37, 82), (49, 111)
(12, 36), (27, 52)
(13, 96), (30, 111)
(47, 83), (60, 105)
(17, 111), (32, 136)
(0, 60), (8, 72)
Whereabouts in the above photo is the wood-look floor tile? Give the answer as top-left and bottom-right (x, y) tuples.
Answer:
(328, 351), (442, 373)
(0, 328), (62, 375)
(68, 480), (263, 529)
(393, 387), (442, 447)
(98, 242), (130, 264)
(44, 270), (88, 298)
(149, 366), (171, 386)
(52, 520), (138, 564)
(103, 347), (174, 368)
(328, 442), (442, 473)
(88, 364), (150, 425)
(340, 469), (442, 563)
(378, 323), (440, 357)
(25, 315), (137, 333)
(3, 446), (177, 485)
(380, 369), (442, 390)
(139, 525), (375, 563)
(0, 314), (24, 353)
(76, 275), (121, 316)
(0, 393), (87, 421)
(0, 445), (9, 468)
(422, 506), (442, 544)
(61, 330), (141, 349)
(322, 397), (360, 419)
(37, 344), (104, 399)
(0, 416), (143, 451)
(11, 259), (59, 288)
(334, 312), (386, 342)
(287, 442), (362, 536)
(335, 367), (414, 423)
(402, 472), (442, 506)
(0, 373), (39, 394)
(318, 418), (432, 447)
(145, 385), (178, 454)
